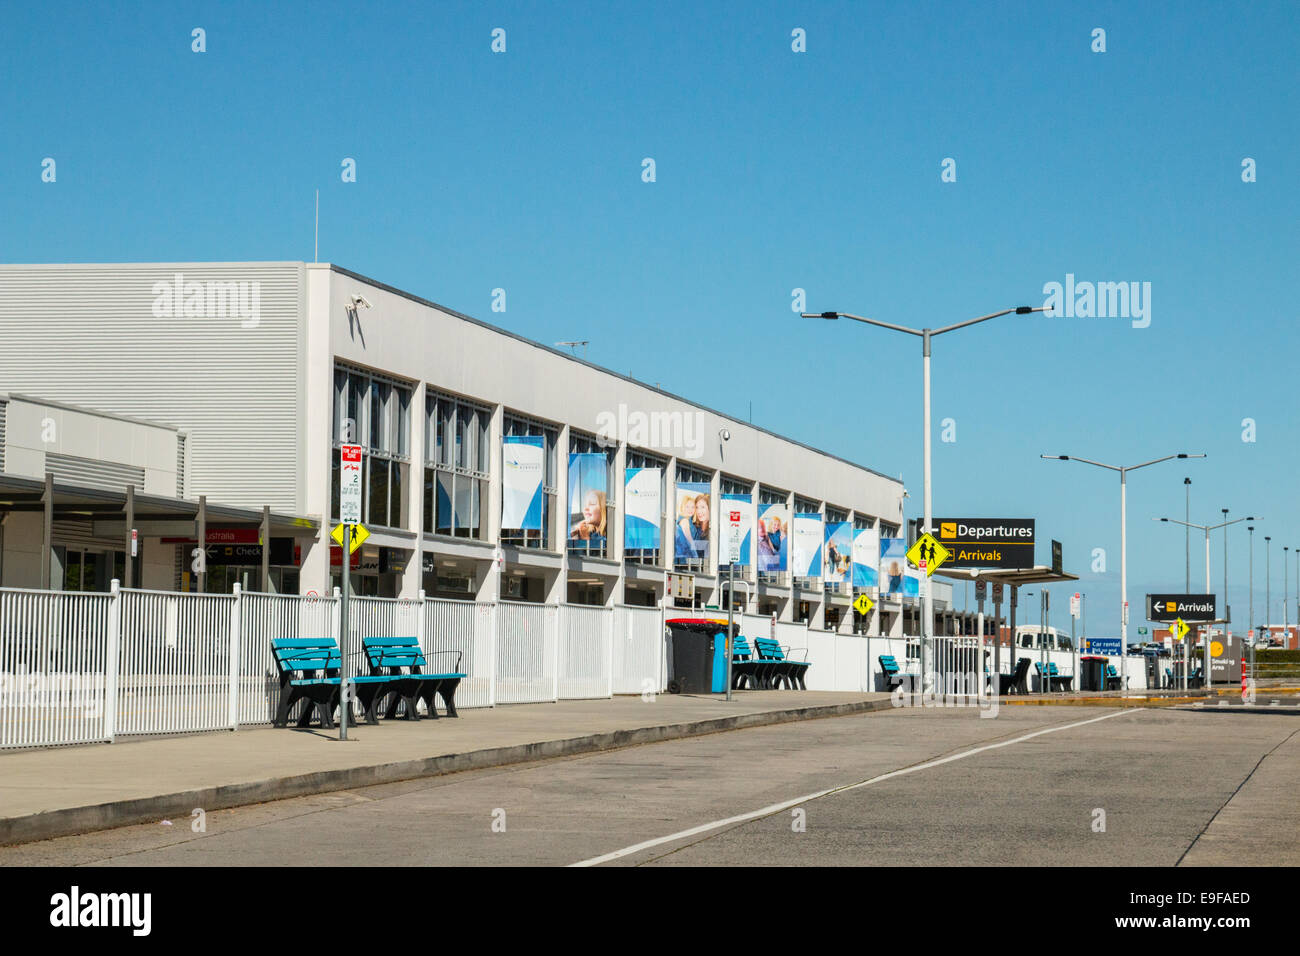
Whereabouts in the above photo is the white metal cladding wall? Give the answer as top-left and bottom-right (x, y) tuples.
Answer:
(348, 596), (422, 645)
(496, 602), (557, 703)
(0, 263), (305, 511)
(238, 591), (337, 725)
(612, 605), (663, 694)
(558, 604), (611, 699)
(0, 588), (112, 748)
(423, 598), (492, 709)
(116, 589), (234, 735)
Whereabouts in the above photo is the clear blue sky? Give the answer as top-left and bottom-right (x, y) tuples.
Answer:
(3, 1), (1297, 636)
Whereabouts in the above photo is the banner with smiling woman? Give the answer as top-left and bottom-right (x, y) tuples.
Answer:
(756, 502), (789, 573)
(673, 482), (711, 562)
(568, 453), (609, 550)
(501, 435), (544, 530)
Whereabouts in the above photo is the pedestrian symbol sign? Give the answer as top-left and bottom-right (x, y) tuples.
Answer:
(906, 533), (950, 576)
(1172, 618), (1190, 641)
(853, 594), (874, 616)
(331, 522), (370, 554)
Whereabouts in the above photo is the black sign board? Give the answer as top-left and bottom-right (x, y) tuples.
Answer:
(933, 518), (1035, 569)
(1051, 540), (1062, 574)
(1147, 593), (1217, 622)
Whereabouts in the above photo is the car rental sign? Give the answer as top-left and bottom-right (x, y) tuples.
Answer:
(934, 518), (1035, 569)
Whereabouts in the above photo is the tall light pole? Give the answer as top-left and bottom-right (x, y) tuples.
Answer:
(1249, 524), (1255, 682)
(806, 304), (1047, 691)
(1184, 478), (1191, 593)
(1155, 511), (1254, 689)
(1266, 536), (1272, 635)
(1285, 547), (1290, 643)
(1045, 452), (1206, 690)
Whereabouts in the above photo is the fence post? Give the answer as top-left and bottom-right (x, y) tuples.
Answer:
(104, 579), (121, 744)
(416, 589), (427, 651)
(488, 601), (497, 708)
(552, 604), (561, 702)
(228, 583), (242, 730)
(606, 607), (614, 698)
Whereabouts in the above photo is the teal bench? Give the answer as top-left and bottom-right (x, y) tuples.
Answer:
(362, 636), (466, 718)
(753, 637), (810, 690)
(1035, 661), (1073, 692)
(1104, 663), (1124, 691)
(730, 636), (761, 690)
(879, 655), (907, 691)
(271, 638), (392, 728)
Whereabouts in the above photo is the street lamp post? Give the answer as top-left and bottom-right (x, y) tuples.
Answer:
(806, 305), (1047, 693)
(1266, 536), (1272, 637)
(1184, 478), (1191, 593)
(1155, 512), (1254, 690)
(1045, 453), (1206, 691)
(1249, 524), (1255, 684)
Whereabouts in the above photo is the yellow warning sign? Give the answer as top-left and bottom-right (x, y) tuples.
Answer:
(330, 522), (370, 554)
(853, 594), (874, 616)
(1172, 618), (1190, 641)
(906, 533), (951, 576)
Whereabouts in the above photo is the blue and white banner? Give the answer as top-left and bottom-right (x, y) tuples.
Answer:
(502, 435), (544, 530)
(624, 467), (661, 550)
(880, 537), (906, 595)
(720, 493), (753, 567)
(756, 503), (789, 572)
(568, 453), (608, 548)
(673, 482), (712, 561)
(824, 522), (852, 585)
(435, 472), (478, 532)
(793, 513), (823, 578)
(852, 526), (879, 588)
(903, 563), (921, 598)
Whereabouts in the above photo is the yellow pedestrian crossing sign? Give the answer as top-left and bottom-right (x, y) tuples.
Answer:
(331, 522), (370, 554)
(853, 594), (874, 616)
(1172, 618), (1190, 641)
(906, 533), (950, 576)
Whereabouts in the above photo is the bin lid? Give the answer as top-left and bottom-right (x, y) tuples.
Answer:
(666, 618), (734, 635)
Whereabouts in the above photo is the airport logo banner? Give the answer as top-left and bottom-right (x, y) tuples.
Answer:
(879, 537), (906, 595)
(852, 525), (879, 588)
(934, 518), (1035, 569)
(793, 513), (823, 578)
(624, 467), (661, 550)
(501, 436), (544, 530)
(674, 482), (712, 561)
(720, 493), (753, 567)
(756, 502), (789, 573)
(1147, 593), (1217, 622)
(824, 522), (852, 584)
(568, 453), (609, 548)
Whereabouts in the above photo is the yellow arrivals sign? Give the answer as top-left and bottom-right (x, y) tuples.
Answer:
(906, 533), (951, 576)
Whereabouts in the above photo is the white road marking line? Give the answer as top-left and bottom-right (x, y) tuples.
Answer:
(570, 708), (1135, 867)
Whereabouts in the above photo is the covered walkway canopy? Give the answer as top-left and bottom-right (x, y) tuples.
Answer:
(0, 472), (319, 590)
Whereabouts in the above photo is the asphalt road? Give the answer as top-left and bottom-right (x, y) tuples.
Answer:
(3, 705), (1296, 867)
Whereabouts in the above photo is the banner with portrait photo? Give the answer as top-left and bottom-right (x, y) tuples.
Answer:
(673, 482), (712, 562)
(624, 467), (661, 550)
(823, 522), (852, 585)
(793, 514), (823, 578)
(501, 436), (544, 530)
(756, 502), (790, 573)
(852, 525), (879, 588)
(720, 493), (753, 567)
(879, 537), (907, 595)
(568, 453), (608, 549)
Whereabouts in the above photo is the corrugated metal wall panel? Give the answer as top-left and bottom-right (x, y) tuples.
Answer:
(0, 264), (305, 511)
(0, 398), (6, 472)
(176, 433), (186, 497)
(46, 452), (144, 492)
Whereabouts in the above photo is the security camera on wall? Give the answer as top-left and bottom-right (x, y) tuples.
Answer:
(719, 428), (731, 442)
(350, 294), (373, 310)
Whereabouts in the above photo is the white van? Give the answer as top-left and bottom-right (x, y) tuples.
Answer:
(1015, 625), (1074, 652)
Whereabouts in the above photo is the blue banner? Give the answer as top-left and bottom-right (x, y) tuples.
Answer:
(502, 436), (544, 530)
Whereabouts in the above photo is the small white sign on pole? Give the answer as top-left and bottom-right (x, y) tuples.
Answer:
(130, 529), (138, 558)
(1070, 592), (1081, 619)
(726, 509), (742, 565)
(340, 444), (363, 524)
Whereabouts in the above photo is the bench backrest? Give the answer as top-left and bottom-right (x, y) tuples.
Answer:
(879, 655), (900, 674)
(1105, 664), (1118, 677)
(754, 638), (786, 661)
(1014, 658), (1031, 679)
(363, 636), (430, 672)
(271, 638), (341, 676)
(732, 636), (754, 659)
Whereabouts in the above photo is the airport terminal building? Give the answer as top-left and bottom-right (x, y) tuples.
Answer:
(0, 261), (962, 635)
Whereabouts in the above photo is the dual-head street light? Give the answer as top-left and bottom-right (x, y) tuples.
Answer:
(805, 305), (1047, 686)
(1040, 453), (1206, 689)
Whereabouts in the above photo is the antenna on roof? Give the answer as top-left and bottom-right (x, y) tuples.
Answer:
(555, 340), (589, 360)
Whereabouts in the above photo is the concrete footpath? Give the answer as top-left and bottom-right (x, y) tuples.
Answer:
(0, 690), (896, 845)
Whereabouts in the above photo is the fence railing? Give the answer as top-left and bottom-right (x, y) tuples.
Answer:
(0, 583), (667, 749)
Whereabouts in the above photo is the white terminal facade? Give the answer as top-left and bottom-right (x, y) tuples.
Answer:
(0, 261), (959, 635)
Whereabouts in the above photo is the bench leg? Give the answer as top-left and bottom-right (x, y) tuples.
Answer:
(438, 679), (461, 718)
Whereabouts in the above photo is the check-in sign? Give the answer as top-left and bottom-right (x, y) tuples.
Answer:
(934, 518), (1035, 569)
(340, 444), (363, 524)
